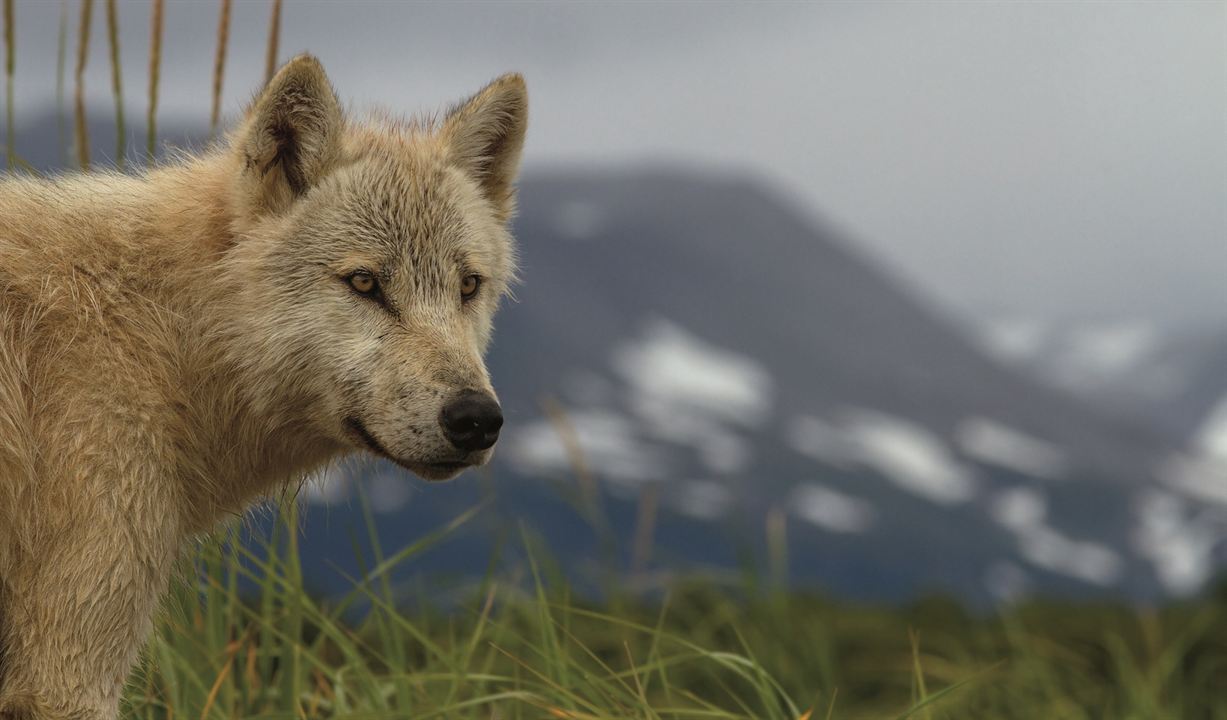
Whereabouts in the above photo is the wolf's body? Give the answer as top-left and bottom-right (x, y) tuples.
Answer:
(0, 57), (526, 718)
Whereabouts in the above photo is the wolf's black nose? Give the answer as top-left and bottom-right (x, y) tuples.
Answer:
(440, 391), (503, 452)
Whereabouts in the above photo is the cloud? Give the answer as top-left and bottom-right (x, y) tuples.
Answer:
(6, 1), (1224, 324)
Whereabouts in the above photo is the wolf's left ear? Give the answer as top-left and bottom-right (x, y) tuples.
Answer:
(442, 74), (528, 223)
(234, 54), (343, 216)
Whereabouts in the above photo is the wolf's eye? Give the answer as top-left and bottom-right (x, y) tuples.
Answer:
(347, 271), (380, 297)
(460, 274), (481, 302)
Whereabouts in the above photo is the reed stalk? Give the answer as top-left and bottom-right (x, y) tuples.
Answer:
(3, 0), (14, 170)
(57, 0), (69, 165)
(630, 483), (659, 574)
(210, 0), (232, 139)
(264, 0), (282, 85)
(105, 0), (124, 169)
(147, 0), (162, 163)
(74, 0), (93, 170)
(766, 506), (789, 593)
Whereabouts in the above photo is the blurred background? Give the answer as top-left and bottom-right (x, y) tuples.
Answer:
(5, 0), (1226, 606)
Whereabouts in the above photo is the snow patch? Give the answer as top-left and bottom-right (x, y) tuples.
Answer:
(1195, 395), (1227, 462)
(989, 488), (1122, 586)
(629, 394), (752, 475)
(989, 487), (1046, 530)
(979, 318), (1165, 397)
(790, 483), (876, 533)
(1016, 529), (1122, 587)
(1134, 491), (1219, 595)
(955, 417), (1069, 479)
(614, 319), (773, 429)
(838, 409), (976, 505)
(1061, 321), (1158, 378)
(507, 410), (665, 486)
(786, 415), (860, 469)
(1157, 454), (1227, 506)
(507, 321), (769, 487)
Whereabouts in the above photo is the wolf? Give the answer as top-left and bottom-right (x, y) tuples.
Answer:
(0, 55), (525, 718)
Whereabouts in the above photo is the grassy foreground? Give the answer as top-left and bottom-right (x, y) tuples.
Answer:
(121, 506), (1227, 720)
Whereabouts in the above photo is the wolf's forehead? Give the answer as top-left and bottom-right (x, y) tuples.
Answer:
(338, 157), (480, 255)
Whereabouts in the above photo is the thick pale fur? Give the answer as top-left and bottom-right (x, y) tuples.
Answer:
(0, 56), (526, 719)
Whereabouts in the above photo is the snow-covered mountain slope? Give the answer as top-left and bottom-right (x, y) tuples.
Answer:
(977, 317), (1227, 440)
(295, 170), (1225, 603)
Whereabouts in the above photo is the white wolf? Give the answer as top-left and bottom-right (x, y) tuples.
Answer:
(0, 55), (526, 719)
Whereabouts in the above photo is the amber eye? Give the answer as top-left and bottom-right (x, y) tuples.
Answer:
(460, 274), (481, 301)
(347, 271), (379, 296)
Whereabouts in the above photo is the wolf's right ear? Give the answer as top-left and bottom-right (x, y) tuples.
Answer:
(233, 55), (343, 216)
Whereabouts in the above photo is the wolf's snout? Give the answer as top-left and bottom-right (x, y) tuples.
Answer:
(439, 391), (503, 452)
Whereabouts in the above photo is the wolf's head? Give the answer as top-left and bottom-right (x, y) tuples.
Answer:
(218, 56), (525, 481)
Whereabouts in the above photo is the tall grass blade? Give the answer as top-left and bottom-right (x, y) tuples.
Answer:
(281, 501), (305, 720)
(104, 0), (124, 169)
(146, 0), (162, 164)
(209, 0), (232, 139)
(909, 629), (933, 720)
(264, 0), (282, 85)
(74, 0), (93, 170)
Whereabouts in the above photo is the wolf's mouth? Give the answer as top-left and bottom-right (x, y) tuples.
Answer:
(344, 417), (391, 456)
(343, 417), (472, 481)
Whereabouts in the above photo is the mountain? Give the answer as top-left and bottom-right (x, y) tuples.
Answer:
(976, 317), (1227, 450)
(300, 169), (1226, 604)
(8, 111), (1226, 603)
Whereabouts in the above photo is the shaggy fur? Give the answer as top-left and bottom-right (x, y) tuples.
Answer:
(0, 56), (526, 718)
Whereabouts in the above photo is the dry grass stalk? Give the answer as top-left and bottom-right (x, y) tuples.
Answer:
(264, 0), (282, 85)
(210, 0), (232, 139)
(105, 0), (124, 169)
(74, 0), (93, 170)
(541, 395), (620, 559)
(56, 0), (69, 165)
(541, 396), (600, 512)
(630, 483), (660, 574)
(766, 506), (788, 591)
(147, 0), (163, 163)
(3, 0), (13, 170)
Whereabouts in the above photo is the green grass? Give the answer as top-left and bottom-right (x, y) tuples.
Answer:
(121, 504), (1227, 720)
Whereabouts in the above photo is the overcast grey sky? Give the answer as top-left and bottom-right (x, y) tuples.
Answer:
(6, 1), (1225, 327)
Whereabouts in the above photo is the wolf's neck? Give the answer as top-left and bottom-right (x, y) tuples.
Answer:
(173, 383), (343, 531)
(148, 156), (345, 530)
